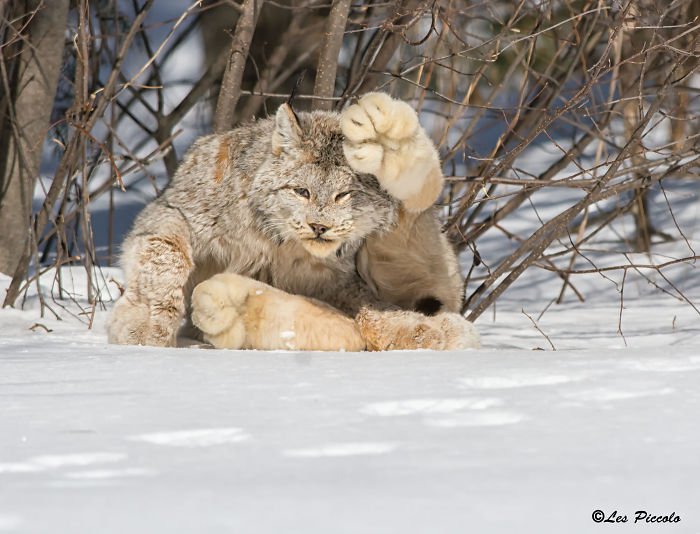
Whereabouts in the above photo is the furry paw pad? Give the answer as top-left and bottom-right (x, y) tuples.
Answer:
(437, 313), (481, 350)
(341, 92), (441, 208)
(341, 141), (384, 176)
(341, 93), (418, 143)
(191, 277), (248, 349)
(107, 295), (153, 346)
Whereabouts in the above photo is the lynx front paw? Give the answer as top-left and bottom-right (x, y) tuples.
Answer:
(108, 296), (154, 345)
(192, 274), (366, 352)
(191, 276), (249, 349)
(107, 293), (180, 347)
(341, 93), (442, 210)
(356, 308), (480, 351)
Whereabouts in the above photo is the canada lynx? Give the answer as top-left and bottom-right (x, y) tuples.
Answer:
(108, 93), (479, 351)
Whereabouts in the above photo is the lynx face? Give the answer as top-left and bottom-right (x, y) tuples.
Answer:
(255, 105), (397, 258)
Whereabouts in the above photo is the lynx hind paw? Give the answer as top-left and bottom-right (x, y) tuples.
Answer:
(191, 277), (248, 349)
(341, 92), (419, 143)
(356, 308), (445, 351)
(438, 313), (481, 350)
(356, 308), (480, 351)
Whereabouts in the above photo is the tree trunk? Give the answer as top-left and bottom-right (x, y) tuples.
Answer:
(0, 0), (69, 276)
(213, 0), (263, 132)
(312, 0), (351, 111)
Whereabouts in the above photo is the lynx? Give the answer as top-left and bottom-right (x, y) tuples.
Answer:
(108, 92), (479, 351)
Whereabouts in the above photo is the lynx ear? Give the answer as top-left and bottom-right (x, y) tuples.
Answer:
(272, 103), (303, 155)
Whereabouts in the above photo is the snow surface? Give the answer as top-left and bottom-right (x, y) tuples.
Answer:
(1, 261), (699, 533)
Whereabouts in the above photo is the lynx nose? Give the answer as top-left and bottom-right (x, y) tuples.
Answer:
(308, 223), (329, 237)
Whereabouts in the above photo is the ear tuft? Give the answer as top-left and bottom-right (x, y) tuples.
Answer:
(272, 103), (303, 155)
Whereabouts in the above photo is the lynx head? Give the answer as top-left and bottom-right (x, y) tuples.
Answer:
(254, 104), (397, 259)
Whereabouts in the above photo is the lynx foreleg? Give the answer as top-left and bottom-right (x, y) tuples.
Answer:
(108, 230), (193, 347)
(191, 273), (366, 351)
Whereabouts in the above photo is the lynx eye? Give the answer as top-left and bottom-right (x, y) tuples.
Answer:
(335, 191), (351, 202)
(293, 187), (310, 199)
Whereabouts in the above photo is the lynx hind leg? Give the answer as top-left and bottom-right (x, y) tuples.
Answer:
(356, 308), (480, 351)
(341, 92), (443, 212)
(192, 273), (366, 352)
(108, 214), (193, 347)
(359, 209), (463, 314)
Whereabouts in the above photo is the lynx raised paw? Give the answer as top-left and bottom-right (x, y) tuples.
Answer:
(341, 92), (443, 211)
(356, 308), (480, 351)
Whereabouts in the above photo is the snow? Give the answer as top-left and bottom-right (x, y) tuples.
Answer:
(1, 261), (699, 532)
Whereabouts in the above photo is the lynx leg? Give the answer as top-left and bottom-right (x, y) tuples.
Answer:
(192, 273), (366, 351)
(356, 308), (480, 351)
(108, 214), (193, 347)
(359, 209), (463, 314)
